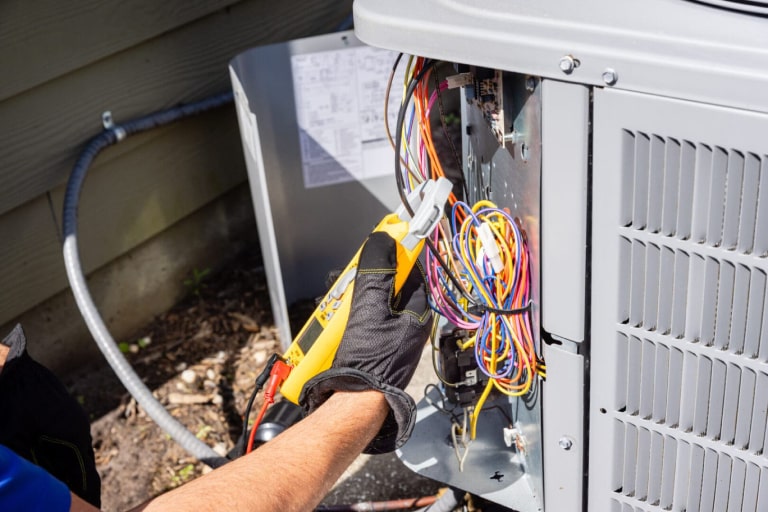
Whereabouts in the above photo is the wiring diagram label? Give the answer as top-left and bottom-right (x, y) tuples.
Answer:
(291, 46), (403, 189)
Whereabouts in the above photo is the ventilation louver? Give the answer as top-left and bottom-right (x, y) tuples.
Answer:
(609, 131), (768, 511)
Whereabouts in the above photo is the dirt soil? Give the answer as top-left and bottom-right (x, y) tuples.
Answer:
(64, 249), (441, 511)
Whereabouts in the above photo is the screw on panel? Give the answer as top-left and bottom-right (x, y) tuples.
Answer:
(559, 437), (574, 450)
(101, 111), (114, 130)
(602, 68), (619, 86)
(525, 77), (535, 92)
(559, 55), (576, 74)
(504, 130), (523, 144)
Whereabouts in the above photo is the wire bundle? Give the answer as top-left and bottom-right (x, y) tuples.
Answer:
(386, 56), (545, 442)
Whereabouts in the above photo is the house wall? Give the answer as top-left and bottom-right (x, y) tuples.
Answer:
(0, 0), (353, 374)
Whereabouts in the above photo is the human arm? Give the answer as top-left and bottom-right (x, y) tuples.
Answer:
(132, 389), (388, 512)
(131, 230), (431, 511)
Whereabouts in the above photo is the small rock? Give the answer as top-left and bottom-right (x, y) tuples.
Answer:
(167, 393), (211, 405)
(253, 351), (267, 365)
(213, 442), (228, 456)
(205, 369), (216, 381)
(203, 380), (217, 390)
(180, 369), (198, 385)
(212, 394), (223, 405)
(175, 362), (188, 372)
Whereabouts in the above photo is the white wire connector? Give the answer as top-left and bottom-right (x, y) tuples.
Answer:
(445, 72), (473, 89)
(478, 222), (503, 274)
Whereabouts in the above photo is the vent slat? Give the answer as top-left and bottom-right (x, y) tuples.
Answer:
(620, 130), (636, 227)
(720, 363), (742, 445)
(679, 351), (699, 431)
(677, 142), (697, 239)
(734, 368), (757, 449)
(627, 336), (642, 415)
(686, 444), (706, 512)
(764, 412), (768, 461)
(729, 265), (751, 355)
(753, 157), (768, 256)
(744, 269), (766, 358)
(686, 255), (707, 341)
(701, 258), (720, 346)
(737, 154), (761, 254)
(694, 356), (713, 436)
(714, 261), (736, 350)
(623, 423), (639, 496)
(659, 435), (677, 509)
(652, 343), (669, 423)
(635, 427), (651, 500)
(630, 241), (646, 327)
(613, 420), (626, 493)
(657, 247), (675, 334)
(672, 440), (691, 510)
(616, 333), (629, 411)
(666, 348), (684, 428)
(698, 449), (719, 512)
(671, 251), (690, 339)
(661, 138), (681, 236)
(722, 150), (745, 250)
(700, 448), (719, 512)
(633, 133), (651, 230)
(619, 237), (632, 323)
(707, 147), (728, 247)
(706, 359), (727, 440)
(757, 466), (768, 512)
(748, 372), (768, 454)
(647, 431), (664, 506)
(742, 463), (761, 512)
(713, 452), (732, 512)
(639, 340), (656, 419)
(692, 145), (714, 243)
(643, 244), (661, 331)
(647, 136), (665, 233)
(726, 458), (746, 512)
(759, 288), (768, 362)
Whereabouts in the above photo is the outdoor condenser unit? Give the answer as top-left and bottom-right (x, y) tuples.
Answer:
(353, 1), (768, 511)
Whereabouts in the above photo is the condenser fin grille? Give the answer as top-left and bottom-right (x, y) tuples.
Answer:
(608, 130), (768, 511)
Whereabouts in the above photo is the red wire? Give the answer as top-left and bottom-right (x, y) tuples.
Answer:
(245, 398), (272, 454)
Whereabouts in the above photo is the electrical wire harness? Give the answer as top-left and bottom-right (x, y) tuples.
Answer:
(386, 56), (546, 463)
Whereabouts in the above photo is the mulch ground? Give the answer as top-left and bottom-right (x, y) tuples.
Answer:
(64, 249), (286, 510)
(63, 248), (441, 511)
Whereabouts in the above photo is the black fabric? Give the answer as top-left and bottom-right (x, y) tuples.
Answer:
(300, 232), (432, 453)
(0, 325), (101, 508)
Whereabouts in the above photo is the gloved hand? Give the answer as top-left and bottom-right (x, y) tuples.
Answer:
(299, 231), (433, 453)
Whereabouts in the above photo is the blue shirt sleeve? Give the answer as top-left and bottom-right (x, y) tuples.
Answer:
(0, 444), (71, 512)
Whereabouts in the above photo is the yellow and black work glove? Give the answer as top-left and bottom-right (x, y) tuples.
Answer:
(299, 231), (432, 453)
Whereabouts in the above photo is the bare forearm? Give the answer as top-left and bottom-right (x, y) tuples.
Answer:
(133, 390), (389, 512)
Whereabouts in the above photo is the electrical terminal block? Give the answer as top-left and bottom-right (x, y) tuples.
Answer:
(438, 328), (491, 408)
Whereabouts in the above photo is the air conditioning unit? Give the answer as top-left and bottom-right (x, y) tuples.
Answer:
(353, 1), (768, 511)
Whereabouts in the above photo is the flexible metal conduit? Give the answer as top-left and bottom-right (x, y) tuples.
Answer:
(62, 92), (234, 468)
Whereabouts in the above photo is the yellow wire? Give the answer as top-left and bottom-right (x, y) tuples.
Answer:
(470, 376), (494, 440)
